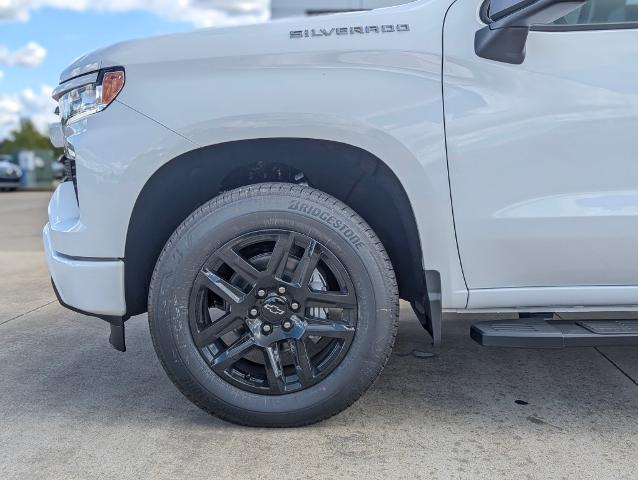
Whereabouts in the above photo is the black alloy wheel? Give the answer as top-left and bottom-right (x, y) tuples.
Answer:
(189, 230), (358, 395)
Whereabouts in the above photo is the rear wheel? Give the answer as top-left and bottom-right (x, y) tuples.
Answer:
(148, 183), (399, 426)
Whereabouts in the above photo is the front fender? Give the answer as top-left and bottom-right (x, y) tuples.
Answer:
(115, 0), (468, 307)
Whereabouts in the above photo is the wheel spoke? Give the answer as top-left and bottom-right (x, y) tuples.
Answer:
(305, 318), (355, 339)
(200, 269), (246, 305)
(211, 334), (256, 370)
(190, 229), (360, 396)
(263, 343), (287, 393)
(218, 248), (261, 286)
(267, 233), (294, 277)
(305, 290), (357, 309)
(194, 313), (245, 348)
(289, 339), (314, 386)
(291, 239), (320, 287)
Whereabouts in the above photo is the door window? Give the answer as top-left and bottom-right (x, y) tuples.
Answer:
(553, 0), (638, 25)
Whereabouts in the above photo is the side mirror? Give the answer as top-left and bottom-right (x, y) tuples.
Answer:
(475, 0), (585, 64)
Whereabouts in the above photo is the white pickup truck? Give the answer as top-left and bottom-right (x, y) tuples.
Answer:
(45, 0), (638, 426)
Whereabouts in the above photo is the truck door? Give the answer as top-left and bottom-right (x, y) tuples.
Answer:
(443, 0), (638, 308)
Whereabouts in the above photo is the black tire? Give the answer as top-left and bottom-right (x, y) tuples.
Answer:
(148, 183), (399, 427)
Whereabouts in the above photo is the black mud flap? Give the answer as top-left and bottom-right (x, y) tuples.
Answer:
(411, 270), (442, 347)
(108, 321), (127, 352)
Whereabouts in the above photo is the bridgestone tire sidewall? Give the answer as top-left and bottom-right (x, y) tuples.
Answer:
(149, 184), (398, 424)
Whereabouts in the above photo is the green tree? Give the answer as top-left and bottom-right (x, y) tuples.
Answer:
(0, 119), (60, 155)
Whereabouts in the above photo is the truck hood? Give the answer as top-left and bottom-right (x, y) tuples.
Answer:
(58, 5), (410, 83)
(60, 21), (278, 82)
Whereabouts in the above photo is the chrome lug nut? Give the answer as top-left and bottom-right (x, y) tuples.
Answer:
(291, 302), (300, 311)
(256, 289), (266, 298)
(282, 320), (294, 331)
(277, 286), (286, 295)
(261, 323), (273, 334)
(249, 307), (259, 318)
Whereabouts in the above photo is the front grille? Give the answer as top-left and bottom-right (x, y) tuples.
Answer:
(59, 155), (78, 199)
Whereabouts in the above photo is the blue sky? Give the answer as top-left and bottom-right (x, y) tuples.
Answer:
(0, 8), (193, 93)
(0, 1), (269, 139)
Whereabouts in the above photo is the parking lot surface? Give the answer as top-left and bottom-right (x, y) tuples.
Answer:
(1, 192), (637, 479)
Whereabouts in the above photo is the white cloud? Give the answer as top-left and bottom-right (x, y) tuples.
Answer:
(0, 85), (57, 140)
(0, 71), (4, 80)
(0, 42), (47, 67)
(0, 1), (271, 28)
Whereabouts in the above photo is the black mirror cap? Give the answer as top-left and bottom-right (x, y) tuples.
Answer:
(474, 0), (586, 64)
(475, 25), (530, 64)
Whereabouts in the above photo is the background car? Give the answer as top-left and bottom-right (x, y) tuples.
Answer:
(0, 155), (23, 192)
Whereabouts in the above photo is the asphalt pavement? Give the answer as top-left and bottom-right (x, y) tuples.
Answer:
(1, 191), (637, 479)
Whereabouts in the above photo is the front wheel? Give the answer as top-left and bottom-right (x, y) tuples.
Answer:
(148, 183), (399, 427)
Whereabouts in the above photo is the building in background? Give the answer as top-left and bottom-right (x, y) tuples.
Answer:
(271, 0), (412, 18)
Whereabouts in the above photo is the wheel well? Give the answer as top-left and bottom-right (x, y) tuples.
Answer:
(124, 138), (426, 316)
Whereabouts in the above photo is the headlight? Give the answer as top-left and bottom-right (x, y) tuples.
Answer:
(0, 165), (21, 176)
(55, 68), (125, 124)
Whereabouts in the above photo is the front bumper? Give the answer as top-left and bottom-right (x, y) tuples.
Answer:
(43, 96), (193, 351)
(0, 177), (21, 186)
(44, 182), (126, 317)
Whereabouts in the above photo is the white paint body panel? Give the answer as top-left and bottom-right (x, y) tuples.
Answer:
(44, 0), (638, 317)
(44, 183), (126, 316)
(56, 101), (195, 258)
(444, 0), (638, 308)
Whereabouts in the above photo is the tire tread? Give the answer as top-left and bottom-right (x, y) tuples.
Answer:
(148, 182), (399, 427)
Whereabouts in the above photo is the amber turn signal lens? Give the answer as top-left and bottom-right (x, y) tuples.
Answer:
(101, 70), (125, 105)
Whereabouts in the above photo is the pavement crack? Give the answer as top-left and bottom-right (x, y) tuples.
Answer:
(595, 347), (638, 389)
(556, 314), (638, 389)
(0, 300), (56, 327)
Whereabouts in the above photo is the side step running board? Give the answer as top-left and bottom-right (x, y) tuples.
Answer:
(471, 319), (638, 348)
